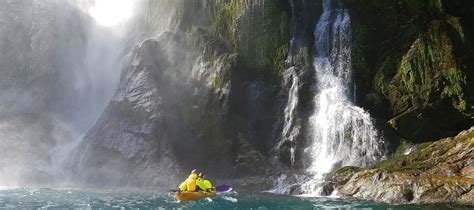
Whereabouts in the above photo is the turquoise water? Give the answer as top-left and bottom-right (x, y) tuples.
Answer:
(0, 188), (469, 209)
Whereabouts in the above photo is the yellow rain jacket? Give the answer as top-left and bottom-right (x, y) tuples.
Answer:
(179, 173), (198, 192)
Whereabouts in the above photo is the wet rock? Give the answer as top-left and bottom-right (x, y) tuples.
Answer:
(289, 184), (303, 195)
(234, 137), (272, 176)
(460, 163), (474, 178)
(328, 166), (362, 184)
(339, 169), (473, 204)
(335, 127), (474, 205)
(71, 29), (237, 187)
(458, 190), (474, 205)
(319, 182), (335, 196)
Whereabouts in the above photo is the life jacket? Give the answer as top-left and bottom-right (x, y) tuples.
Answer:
(186, 173), (198, 191)
(179, 180), (187, 192)
(196, 178), (207, 191)
(203, 180), (214, 192)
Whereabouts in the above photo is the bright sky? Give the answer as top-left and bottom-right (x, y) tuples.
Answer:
(88, 0), (135, 27)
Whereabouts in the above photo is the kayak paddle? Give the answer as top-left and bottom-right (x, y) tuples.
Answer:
(216, 185), (232, 192)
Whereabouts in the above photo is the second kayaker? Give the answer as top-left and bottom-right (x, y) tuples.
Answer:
(196, 173), (215, 192)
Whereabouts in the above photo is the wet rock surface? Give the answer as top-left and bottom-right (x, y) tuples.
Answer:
(327, 127), (474, 204)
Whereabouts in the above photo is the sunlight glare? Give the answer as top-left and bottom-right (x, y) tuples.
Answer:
(88, 0), (135, 27)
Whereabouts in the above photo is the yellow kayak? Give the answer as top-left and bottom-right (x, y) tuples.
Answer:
(175, 191), (216, 201)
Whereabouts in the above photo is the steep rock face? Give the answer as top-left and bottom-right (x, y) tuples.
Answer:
(73, 20), (244, 186)
(381, 18), (472, 142)
(72, 0), (298, 186)
(212, 0), (292, 155)
(327, 127), (474, 204)
(219, 0), (320, 168)
(347, 0), (474, 143)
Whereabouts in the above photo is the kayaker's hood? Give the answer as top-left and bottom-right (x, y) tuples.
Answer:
(188, 173), (198, 179)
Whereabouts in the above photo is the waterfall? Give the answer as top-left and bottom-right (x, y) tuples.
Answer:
(0, 0), (143, 187)
(277, 67), (301, 166)
(302, 0), (385, 194)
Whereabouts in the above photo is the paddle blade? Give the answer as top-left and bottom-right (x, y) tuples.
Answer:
(216, 185), (232, 192)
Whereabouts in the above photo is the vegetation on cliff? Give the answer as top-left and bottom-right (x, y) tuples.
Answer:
(347, 0), (474, 143)
(210, 0), (290, 82)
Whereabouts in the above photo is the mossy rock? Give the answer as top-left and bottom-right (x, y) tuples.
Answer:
(348, 0), (474, 143)
(337, 127), (474, 204)
(373, 127), (474, 174)
(382, 17), (473, 141)
(210, 0), (246, 49)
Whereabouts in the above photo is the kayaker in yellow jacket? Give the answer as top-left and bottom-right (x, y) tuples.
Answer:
(196, 173), (215, 192)
(179, 169), (199, 192)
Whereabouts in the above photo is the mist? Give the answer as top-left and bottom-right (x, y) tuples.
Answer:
(0, 0), (140, 187)
(0, 0), (211, 187)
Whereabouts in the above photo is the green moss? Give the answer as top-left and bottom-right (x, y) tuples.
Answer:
(373, 136), (460, 173)
(374, 154), (434, 173)
(213, 74), (225, 89)
(374, 57), (397, 96)
(383, 19), (468, 114)
(446, 16), (465, 42)
(209, 0), (290, 83)
(186, 27), (202, 48)
(210, 0), (246, 49)
(442, 67), (467, 111)
(391, 139), (433, 159)
(274, 44), (289, 76)
(234, 1), (290, 82)
(186, 27), (224, 66)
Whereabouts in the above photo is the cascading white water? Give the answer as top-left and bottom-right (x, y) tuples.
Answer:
(275, 0), (303, 167)
(302, 0), (385, 194)
(277, 67), (300, 166)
